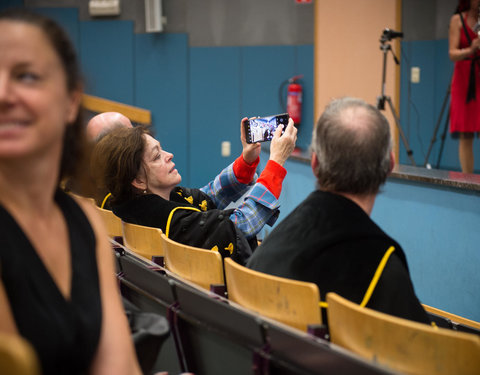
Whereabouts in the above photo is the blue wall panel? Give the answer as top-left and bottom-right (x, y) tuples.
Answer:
(240, 45), (313, 152)
(399, 40), (436, 167)
(373, 180), (480, 321)
(427, 39), (455, 170)
(241, 45), (296, 119)
(34, 7), (80, 52)
(295, 45), (314, 151)
(189, 47), (242, 187)
(400, 39), (480, 173)
(188, 45), (313, 188)
(135, 33), (189, 184)
(80, 20), (134, 105)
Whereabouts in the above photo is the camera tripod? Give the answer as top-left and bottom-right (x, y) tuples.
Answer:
(376, 34), (416, 166)
(423, 78), (451, 169)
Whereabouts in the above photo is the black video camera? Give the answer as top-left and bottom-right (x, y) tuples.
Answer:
(380, 28), (404, 43)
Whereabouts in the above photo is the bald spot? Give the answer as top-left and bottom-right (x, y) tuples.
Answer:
(87, 112), (133, 141)
(337, 106), (373, 142)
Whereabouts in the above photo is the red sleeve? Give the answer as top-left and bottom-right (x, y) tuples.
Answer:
(233, 155), (260, 184)
(257, 160), (287, 199)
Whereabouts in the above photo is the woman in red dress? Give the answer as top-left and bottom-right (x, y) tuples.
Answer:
(449, 0), (480, 173)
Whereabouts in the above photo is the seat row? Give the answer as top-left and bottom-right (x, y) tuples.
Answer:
(115, 247), (392, 375)
(97, 206), (480, 375)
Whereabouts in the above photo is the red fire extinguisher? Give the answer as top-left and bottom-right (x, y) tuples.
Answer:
(286, 75), (303, 125)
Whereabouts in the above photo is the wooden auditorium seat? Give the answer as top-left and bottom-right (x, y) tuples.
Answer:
(223, 257), (322, 332)
(423, 303), (480, 333)
(161, 234), (224, 291)
(326, 292), (480, 375)
(0, 333), (40, 375)
(122, 222), (164, 262)
(96, 206), (123, 239)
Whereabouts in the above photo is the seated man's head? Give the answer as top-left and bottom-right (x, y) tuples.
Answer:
(87, 112), (133, 141)
(92, 126), (181, 204)
(310, 97), (393, 195)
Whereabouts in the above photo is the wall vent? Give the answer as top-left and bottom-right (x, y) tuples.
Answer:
(88, 0), (121, 17)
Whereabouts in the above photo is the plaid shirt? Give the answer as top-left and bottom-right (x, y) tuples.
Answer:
(200, 162), (280, 239)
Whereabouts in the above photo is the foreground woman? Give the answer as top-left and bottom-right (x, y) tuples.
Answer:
(93, 120), (296, 264)
(0, 9), (141, 374)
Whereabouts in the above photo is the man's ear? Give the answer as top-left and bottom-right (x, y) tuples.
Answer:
(131, 176), (146, 191)
(311, 151), (319, 176)
(389, 150), (395, 173)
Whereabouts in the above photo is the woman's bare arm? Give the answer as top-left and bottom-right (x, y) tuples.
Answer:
(449, 13), (480, 61)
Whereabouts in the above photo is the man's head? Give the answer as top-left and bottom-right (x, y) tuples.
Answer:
(86, 112), (133, 141)
(310, 97), (393, 195)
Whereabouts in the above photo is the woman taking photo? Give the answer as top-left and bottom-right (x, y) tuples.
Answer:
(0, 9), (141, 375)
(93, 119), (296, 265)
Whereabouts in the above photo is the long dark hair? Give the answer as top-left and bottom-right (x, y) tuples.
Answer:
(0, 8), (88, 186)
(92, 126), (150, 205)
(456, 0), (471, 13)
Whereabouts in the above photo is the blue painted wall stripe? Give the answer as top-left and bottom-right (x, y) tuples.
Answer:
(79, 20), (134, 105)
(189, 47), (242, 187)
(400, 39), (480, 172)
(135, 33), (189, 184)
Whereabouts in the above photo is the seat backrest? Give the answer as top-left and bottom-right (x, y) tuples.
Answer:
(0, 333), (40, 375)
(224, 258), (322, 332)
(327, 292), (480, 375)
(423, 303), (480, 331)
(122, 222), (164, 259)
(96, 206), (123, 238)
(161, 234), (224, 291)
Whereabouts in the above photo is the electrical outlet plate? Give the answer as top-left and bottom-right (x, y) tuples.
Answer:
(221, 141), (231, 157)
(411, 67), (420, 83)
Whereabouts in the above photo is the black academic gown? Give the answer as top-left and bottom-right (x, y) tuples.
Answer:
(247, 190), (430, 325)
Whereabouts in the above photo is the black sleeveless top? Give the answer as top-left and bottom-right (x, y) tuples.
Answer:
(0, 190), (102, 375)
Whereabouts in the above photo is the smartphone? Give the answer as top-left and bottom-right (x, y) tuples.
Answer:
(244, 113), (289, 143)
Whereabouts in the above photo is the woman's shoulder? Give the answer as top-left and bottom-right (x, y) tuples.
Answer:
(67, 192), (105, 240)
(67, 192), (96, 218)
(450, 12), (463, 26)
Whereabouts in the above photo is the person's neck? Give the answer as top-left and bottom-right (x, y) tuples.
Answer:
(0, 154), (60, 216)
(147, 187), (173, 201)
(335, 191), (377, 216)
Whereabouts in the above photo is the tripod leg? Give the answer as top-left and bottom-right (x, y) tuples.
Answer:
(385, 97), (417, 166)
(436, 106), (451, 169)
(424, 83), (451, 167)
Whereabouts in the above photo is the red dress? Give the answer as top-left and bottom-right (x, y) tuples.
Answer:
(450, 13), (480, 134)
